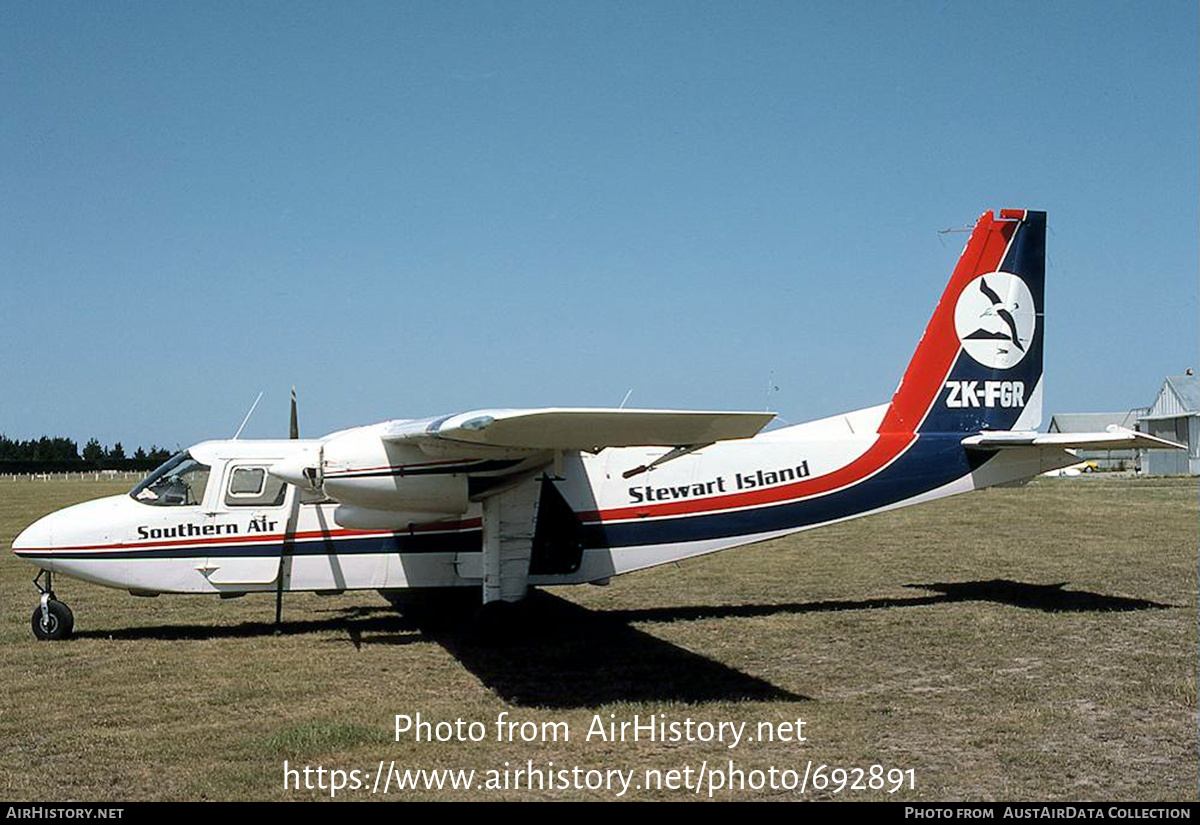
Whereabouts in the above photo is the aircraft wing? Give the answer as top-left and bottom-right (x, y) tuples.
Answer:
(382, 408), (775, 452)
(962, 426), (1184, 452)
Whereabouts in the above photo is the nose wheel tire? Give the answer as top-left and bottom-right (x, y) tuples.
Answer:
(31, 599), (74, 641)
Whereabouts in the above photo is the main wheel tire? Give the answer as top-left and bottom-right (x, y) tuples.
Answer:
(31, 599), (74, 641)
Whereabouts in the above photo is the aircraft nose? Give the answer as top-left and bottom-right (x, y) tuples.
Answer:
(12, 514), (54, 561)
(11, 494), (126, 565)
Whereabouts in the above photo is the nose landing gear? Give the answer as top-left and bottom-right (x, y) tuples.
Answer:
(31, 569), (73, 641)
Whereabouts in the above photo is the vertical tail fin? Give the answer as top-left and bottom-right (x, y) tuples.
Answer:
(880, 209), (1045, 435)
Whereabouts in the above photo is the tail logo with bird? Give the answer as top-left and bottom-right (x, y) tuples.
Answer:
(953, 271), (1037, 370)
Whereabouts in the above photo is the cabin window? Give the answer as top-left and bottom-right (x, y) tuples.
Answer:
(225, 465), (287, 507)
(130, 452), (211, 507)
(229, 467), (266, 496)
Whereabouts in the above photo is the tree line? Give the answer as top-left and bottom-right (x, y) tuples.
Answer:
(0, 434), (174, 473)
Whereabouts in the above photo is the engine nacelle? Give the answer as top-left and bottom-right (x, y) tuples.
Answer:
(331, 505), (465, 531)
(322, 472), (468, 514)
(270, 424), (469, 515)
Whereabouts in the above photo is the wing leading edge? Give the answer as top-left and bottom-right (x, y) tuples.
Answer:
(383, 408), (776, 453)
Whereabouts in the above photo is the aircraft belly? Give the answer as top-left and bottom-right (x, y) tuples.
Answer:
(284, 545), (470, 590)
(388, 552), (464, 588)
(599, 534), (787, 576)
(284, 550), (474, 590)
(51, 556), (223, 594)
(204, 556), (280, 585)
(285, 553), (359, 590)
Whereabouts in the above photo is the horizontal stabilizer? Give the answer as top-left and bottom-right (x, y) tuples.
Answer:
(962, 426), (1184, 452)
(384, 408), (774, 451)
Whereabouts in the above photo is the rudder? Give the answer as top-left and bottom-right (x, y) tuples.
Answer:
(879, 209), (1045, 436)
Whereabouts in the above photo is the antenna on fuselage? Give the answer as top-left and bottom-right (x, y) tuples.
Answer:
(765, 369), (779, 412)
(232, 391), (265, 440)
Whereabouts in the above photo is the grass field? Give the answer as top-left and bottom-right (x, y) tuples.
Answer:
(0, 476), (1195, 801)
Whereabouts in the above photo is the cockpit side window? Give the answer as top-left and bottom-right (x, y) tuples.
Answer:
(225, 465), (287, 507)
(230, 467), (267, 496)
(130, 452), (211, 507)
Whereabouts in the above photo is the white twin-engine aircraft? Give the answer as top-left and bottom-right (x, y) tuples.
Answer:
(13, 209), (1181, 640)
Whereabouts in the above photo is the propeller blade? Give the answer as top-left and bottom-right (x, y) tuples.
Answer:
(289, 386), (299, 440)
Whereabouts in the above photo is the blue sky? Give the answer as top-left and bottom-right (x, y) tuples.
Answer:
(2, 1), (1195, 451)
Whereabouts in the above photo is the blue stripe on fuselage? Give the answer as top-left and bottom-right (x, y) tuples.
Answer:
(584, 434), (988, 548)
(22, 436), (989, 562)
(16, 529), (473, 561)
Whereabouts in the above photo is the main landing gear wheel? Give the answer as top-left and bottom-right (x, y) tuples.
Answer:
(31, 598), (74, 641)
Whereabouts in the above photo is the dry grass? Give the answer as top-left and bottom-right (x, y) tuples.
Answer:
(0, 476), (1194, 801)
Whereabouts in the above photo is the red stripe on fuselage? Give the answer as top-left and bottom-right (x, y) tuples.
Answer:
(579, 431), (917, 523)
(15, 517), (483, 555)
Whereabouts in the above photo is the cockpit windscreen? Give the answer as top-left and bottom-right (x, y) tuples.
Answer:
(129, 452), (211, 506)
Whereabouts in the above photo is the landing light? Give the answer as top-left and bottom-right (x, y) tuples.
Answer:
(460, 415), (494, 432)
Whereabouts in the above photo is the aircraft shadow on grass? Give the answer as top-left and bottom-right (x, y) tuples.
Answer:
(73, 579), (1170, 707)
(71, 590), (805, 706)
(385, 590), (810, 707)
(611, 578), (1173, 624)
(901, 579), (1172, 612)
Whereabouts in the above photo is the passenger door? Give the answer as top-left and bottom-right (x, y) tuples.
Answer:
(204, 464), (289, 587)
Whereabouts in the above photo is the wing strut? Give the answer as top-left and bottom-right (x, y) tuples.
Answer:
(622, 443), (713, 479)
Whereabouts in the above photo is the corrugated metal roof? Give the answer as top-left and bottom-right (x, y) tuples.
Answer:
(1049, 411), (1143, 432)
(1145, 375), (1200, 419)
(1167, 375), (1200, 412)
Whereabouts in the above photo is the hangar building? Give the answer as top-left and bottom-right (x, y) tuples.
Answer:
(1048, 410), (1145, 471)
(1137, 374), (1200, 475)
